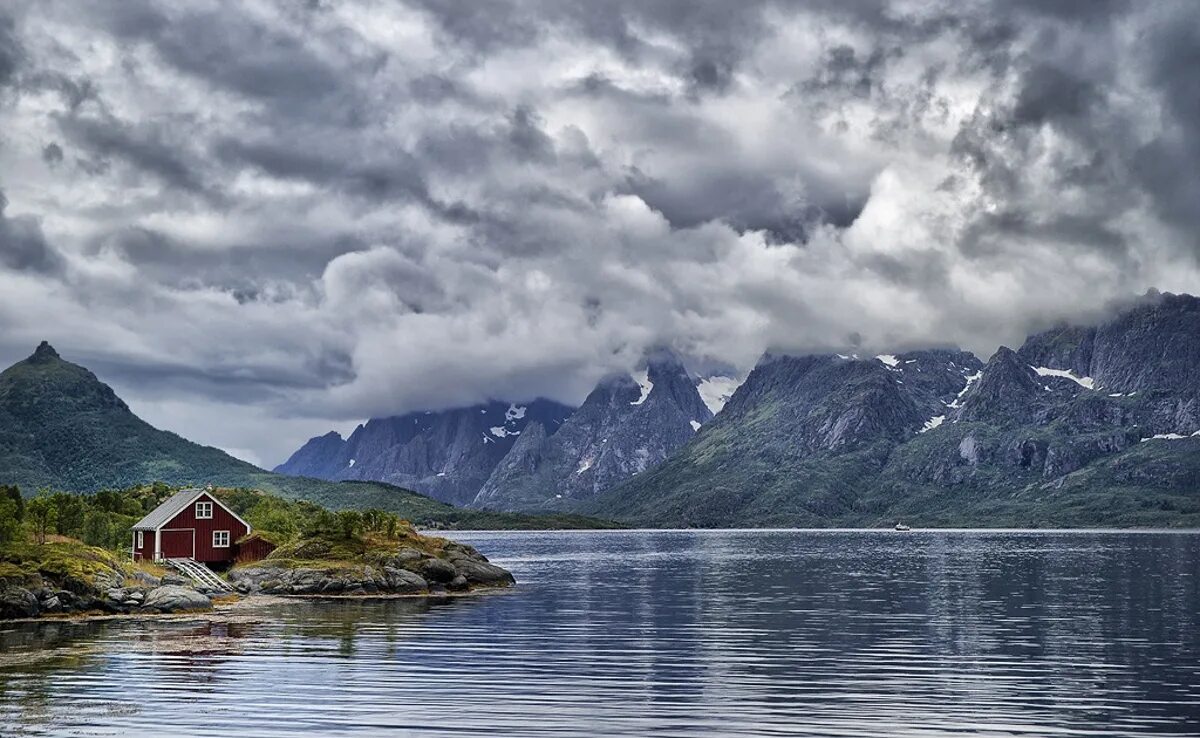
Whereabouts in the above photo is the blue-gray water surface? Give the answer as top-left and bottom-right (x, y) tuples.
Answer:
(2, 530), (1199, 737)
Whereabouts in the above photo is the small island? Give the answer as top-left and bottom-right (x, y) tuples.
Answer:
(0, 483), (514, 621)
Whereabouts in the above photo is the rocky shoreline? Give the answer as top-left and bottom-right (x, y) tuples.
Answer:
(229, 541), (514, 596)
(1, 540), (515, 621)
(0, 569), (220, 620)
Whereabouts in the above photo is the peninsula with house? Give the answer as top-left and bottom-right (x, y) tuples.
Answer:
(0, 483), (515, 620)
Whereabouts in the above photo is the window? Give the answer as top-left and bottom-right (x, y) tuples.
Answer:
(196, 501), (213, 519)
(213, 530), (230, 548)
(136, 530), (144, 548)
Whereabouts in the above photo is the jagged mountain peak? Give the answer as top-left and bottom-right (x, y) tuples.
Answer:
(952, 346), (1042, 424)
(273, 398), (575, 506)
(643, 346), (690, 374)
(30, 341), (60, 362)
(471, 349), (715, 511)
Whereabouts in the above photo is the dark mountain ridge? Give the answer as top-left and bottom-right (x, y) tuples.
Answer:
(274, 399), (575, 506)
(583, 293), (1200, 527)
(277, 349), (714, 512)
(473, 350), (712, 510)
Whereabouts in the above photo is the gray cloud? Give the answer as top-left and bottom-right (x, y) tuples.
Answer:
(0, 191), (63, 274)
(0, 14), (21, 87)
(0, 0), (1198, 466)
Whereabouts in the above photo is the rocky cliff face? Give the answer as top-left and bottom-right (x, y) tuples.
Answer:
(579, 349), (981, 525)
(472, 351), (712, 511)
(1018, 291), (1200, 396)
(274, 400), (574, 506)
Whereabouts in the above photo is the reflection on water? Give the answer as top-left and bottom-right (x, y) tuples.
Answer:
(2, 530), (1198, 737)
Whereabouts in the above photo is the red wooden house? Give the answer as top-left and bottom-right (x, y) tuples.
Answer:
(131, 488), (251, 565)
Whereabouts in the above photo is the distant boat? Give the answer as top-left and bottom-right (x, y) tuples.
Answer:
(894, 523), (911, 531)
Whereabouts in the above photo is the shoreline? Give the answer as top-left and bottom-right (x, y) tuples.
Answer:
(443, 526), (1200, 534)
(0, 584), (517, 627)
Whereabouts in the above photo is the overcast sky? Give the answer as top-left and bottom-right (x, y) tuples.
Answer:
(1, 0), (1199, 467)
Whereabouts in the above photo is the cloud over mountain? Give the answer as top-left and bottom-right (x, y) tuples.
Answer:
(0, 0), (1198, 465)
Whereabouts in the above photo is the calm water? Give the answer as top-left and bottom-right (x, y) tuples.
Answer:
(2, 530), (1199, 737)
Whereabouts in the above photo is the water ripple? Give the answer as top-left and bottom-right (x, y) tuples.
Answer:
(2, 530), (1198, 737)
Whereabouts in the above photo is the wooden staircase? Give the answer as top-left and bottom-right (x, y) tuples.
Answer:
(166, 557), (235, 592)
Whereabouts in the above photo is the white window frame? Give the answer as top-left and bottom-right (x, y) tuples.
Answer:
(213, 530), (230, 548)
(136, 530), (144, 548)
(195, 501), (213, 519)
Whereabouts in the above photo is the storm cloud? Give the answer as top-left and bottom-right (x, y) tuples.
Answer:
(0, 0), (1198, 466)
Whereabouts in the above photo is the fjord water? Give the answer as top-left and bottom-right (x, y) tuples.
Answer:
(2, 531), (1199, 737)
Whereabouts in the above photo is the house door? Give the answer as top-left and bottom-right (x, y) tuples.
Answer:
(159, 529), (195, 559)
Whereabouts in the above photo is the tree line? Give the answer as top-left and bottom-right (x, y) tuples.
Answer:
(0, 483), (418, 553)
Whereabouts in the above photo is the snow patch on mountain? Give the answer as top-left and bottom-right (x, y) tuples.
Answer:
(696, 375), (743, 414)
(690, 420), (702, 431)
(1142, 431), (1200, 442)
(920, 415), (945, 433)
(630, 370), (653, 405)
(1032, 366), (1096, 390)
(876, 354), (900, 368)
(948, 371), (982, 409)
(505, 404), (526, 421)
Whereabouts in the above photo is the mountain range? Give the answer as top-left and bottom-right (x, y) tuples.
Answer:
(4, 291), (1199, 528)
(278, 291), (1200, 527)
(275, 399), (575, 507)
(276, 349), (716, 510)
(585, 292), (1200, 527)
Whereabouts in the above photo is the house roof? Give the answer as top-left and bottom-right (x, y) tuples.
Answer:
(132, 488), (207, 530)
(130, 487), (257, 533)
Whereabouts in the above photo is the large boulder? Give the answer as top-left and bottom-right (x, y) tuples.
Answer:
(140, 586), (211, 613)
(0, 586), (40, 619)
(383, 567), (429, 594)
(451, 558), (516, 586)
(418, 558), (457, 583)
(392, 547), (425, 565)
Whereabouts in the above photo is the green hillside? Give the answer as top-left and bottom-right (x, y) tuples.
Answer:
(0, 343), (614, 530)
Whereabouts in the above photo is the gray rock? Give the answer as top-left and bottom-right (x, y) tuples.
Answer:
(140, 586), (211, 613)
(317, 579), (343, 594)
(161, 574), (190, 587)
(393, 547), (425, 564)
(1, 587), (42, 619)
(383, 567), (429, 593)
(418, 558), (457, 583)
(448, 574), (469, 591)
(452, 558), (516, 587)
(132, 571), (162, 587)
(92, 571), (122, 592)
